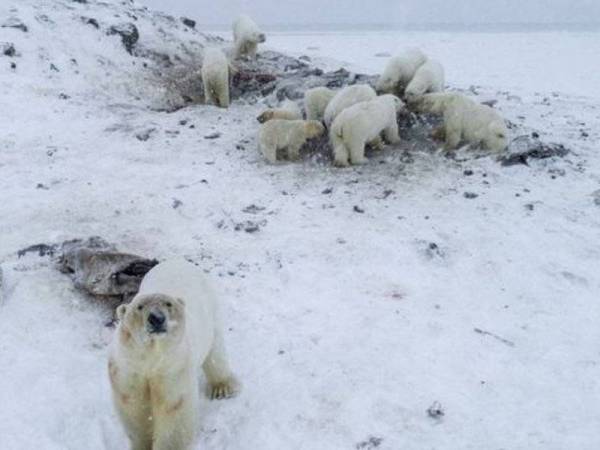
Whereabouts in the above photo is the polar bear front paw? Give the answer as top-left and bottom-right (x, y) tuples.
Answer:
(208, 376), (240, 400)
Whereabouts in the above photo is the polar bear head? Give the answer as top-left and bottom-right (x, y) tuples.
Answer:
(304, 120), (326, 139)
(375, 71), (398, 95)
(415, 93), (450, 114)
(486, 121), (509, 152)
(377, 94), (405, 113)
(116, 294), (186, 348)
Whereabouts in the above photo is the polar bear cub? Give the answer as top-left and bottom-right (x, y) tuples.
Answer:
(330, 94), (405, 167)
(404, 59), (445, 104)
(418, 92), (509, 152)
(376, 48), (427, 96)
(259, 119), (325, 163)
(304, 86), (336, 121)
(232, 15), (266, 59)
(323, 84), (377, 128)
(109, 259), (238, 450)
(257, 100), (303, 123)
(201, 47), (230, 108)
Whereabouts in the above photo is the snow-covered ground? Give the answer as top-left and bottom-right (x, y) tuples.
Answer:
(1, 1), (600, 449)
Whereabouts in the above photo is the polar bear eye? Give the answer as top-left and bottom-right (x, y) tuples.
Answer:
(166, 302), (172, 308)
(137, 305), (143, 311)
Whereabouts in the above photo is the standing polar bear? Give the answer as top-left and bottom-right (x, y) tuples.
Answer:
(404, 59), (445, 105)
(304, 86), (336, 121)
(109, 259), (239, 450)
(232, 15), (266, 60)
(376, 48), (427, 97)
(417, 92), (509, 152)
(201, 47), (231, 108)
(259, 119), (325, 163)
(323, 84), (377, 128)
(330, 94), (405, 167)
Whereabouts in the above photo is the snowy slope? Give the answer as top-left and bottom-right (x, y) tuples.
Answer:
(1, 1), (600, 449)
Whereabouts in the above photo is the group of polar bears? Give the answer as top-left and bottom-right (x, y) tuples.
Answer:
(258, 48), (509, 165)
(200, 16), (509, 166)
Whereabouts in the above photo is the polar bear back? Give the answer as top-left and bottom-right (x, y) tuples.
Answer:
(304, 87), (336, 121)
(405, 59), (445, 102)
(331, 95), (400, 142)
(323, 84), (377, 127)
(376, 48), (427, 95)
(137, 259), (216, 362)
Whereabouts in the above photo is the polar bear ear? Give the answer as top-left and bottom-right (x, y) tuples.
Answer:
(116, 304), (127, 321)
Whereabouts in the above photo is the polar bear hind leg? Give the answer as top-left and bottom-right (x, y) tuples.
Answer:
(349, 141), (368, 165)
(203, 330), (239, 400)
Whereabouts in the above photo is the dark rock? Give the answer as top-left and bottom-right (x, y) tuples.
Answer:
(58, 93), (70, 100)
(2, 18), (28, 33)
(10, 62), (16, 69)
(204, 132), (221, 139)
(464, 192), (478, 199)
(463, 169), (474, 176)
(234, 221), (264, 233)
(81, 16), (99, 28)
(321, 187), (333, 194)
(135, 128), (156, 141)
(427, 401), (444, 420)
(242, 204), (266, 214)
(2, 43), (16, 57)
(108, 23), (139, 54)
(72, 0), (87, 3)
(356, 436), (383, 449)
(50, 63), (59, 72)
(181, 17), (196, 28)
(353, 205), (365, 213)
(18, 243), (58, 258)
(172, 198), (183, 209)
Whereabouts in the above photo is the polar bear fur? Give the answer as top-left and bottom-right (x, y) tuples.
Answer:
(376, 48), (427, 97)
(259, 119), (325, 163)
(257, 99), (303, 123)
(330, 94), (404, 167)
(323, 84), (377, 128)
(404, 59), (445, 104)
(304, 86), (336, 121)
(109, 259), (238, 450)
(232, 15), (266, 60)
(201, 47), (230, 108)
(417, 92), (509, 152)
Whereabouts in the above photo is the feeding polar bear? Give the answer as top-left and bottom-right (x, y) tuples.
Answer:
(257, 99), (303, 123)
(376, 48), (427, 97)
(330, 94), (405, 167)
(323, 84), (377, 128)
(232, 15), (266, 59)
(417, 92), (509, 152)
(404, 59), (445, 104)
(304, 86), (336, 121)
(201, 47), (231, 108)
(259, 119), (325, 163)
(108, 259), (239, 450)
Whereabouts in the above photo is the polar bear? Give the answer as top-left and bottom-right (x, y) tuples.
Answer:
(417, 92), (509, 152)
(232, 15), (266, 60)
(404, 59), (445, 104)
(257, 99), (303, 123)
(108, 259), (238, 450)
(259, 119), (325, 163)
(330, 94), (404, 167)
(323, 84), (377, 128)
(304, 86), (336, 121)
(375, 48), (427, 97)
(201, 47), (230, 108)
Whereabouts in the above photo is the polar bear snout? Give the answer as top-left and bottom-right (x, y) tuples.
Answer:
(147, 309), (167, 334)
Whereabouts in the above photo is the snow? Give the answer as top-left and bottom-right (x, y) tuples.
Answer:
(1, 1), (600, 449)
